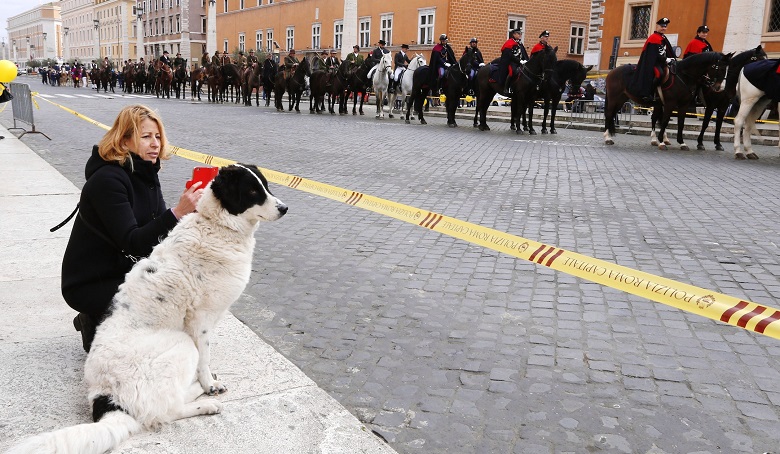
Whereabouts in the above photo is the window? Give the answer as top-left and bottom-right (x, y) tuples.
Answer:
(380, 14), (392, 45)
(201, 16), (206, 34)
(258, 0), (262, 5)
(223, 39), (228, 53)
(768, 0), (780, 32)
(359, 18), (370, 48)
(240, 0), (244, 9)
(224, 0), (228, 13)
(630, 5), (651, 40)
(256, 31), (261, 53)
(239, 33), (245, 52)
(266, 29), (273, 52)
(418, 9), (434, 45)
(508, 15), (525, 38)
(176, 15), (180, 33)
(312, 23), (321, 50)
(286, 26), (294, 51)
(569, 24), (585, 54)
(334, 20), (343, 49)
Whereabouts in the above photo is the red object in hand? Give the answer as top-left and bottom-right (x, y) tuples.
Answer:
(186, 166), (219, 189)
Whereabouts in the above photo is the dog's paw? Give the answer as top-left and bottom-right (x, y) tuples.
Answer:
(206, 381), (228, 395)
(197, 398), (223, 415)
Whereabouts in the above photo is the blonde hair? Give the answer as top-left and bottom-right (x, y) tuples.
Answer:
(97, 105), (169, 165)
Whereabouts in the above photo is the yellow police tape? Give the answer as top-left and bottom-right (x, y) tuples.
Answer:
(32, 94), (780, 340)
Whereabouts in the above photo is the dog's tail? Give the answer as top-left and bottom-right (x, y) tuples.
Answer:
(6, 411), (141, 454)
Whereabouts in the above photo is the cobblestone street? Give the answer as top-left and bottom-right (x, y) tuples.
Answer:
(9, 79), (780, 453)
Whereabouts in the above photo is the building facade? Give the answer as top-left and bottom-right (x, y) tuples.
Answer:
(93, 0), (139, 67)
(597, 0), (780, 70)
(213, 0), (592, 65)
(61, 0), (98, 64)
(7, 2), (62, 68)
(137, 0), (207, 67)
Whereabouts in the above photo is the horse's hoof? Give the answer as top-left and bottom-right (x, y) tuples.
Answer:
(389, 114), (394, 119)
(353, 112), (356, 115)
(360, 112), (364, 116)
(747, 153), (759, 160)
(715, 144), (724, 151)
(650, 139), (659, 146)
(510, 125), (516, 131)
(550, 129), (557, 135)
(735, 153), (746, 160)
(420, 119), (427, 125)
(697, 144), (706, 151)
(529, 130), (537, 135)
(541, 129), (548, 134)
(448, 123), (457, 128)
(680, 144), (689, 151)
(658, 144), (667, 151)
(405, 120), (411, 124)
(605, 139), (614, 145)
(516, 129), (524, 135)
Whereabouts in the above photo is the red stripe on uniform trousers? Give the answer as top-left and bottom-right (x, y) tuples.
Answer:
(720, 300), (749, 323)
(737, 306), (767, 328)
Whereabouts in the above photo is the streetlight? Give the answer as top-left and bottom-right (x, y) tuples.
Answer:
(94, 19), (101, 63)
(26, 36), (30, 62)
(63, 27), (69, 62)
(42, 32), (47, 61)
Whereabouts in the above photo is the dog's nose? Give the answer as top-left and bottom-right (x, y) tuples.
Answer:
(277, 203), (288, 216)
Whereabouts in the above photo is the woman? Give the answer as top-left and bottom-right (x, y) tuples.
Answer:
(62, 104), (203, 352)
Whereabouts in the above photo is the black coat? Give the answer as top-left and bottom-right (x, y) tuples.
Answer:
(61, 146), (178, 320)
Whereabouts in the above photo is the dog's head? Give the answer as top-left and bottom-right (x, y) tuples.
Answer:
(208, 163), (287, 223)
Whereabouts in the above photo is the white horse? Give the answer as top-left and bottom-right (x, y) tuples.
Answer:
(371, 53), (394, 119)
(388, 53), (426, 120)
(733, 64), (777, 160)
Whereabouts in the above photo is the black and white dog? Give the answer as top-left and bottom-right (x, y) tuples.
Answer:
(9, 164), (287, 454)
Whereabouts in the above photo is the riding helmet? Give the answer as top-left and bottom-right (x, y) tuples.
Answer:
(656, 17), (670, 26)
(470, 38), (478, 44)
(439, 34), (448, 41)
(697, 25), (709, 33)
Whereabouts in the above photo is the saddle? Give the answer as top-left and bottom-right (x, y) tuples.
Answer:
(488, 63), (517, 84)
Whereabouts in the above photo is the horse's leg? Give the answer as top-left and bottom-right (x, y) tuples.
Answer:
(527, 97), (537, 135)
(549, 97), (559, 134)
(657, 105), (674, 151)
(541, 99), (549, 134)
(359, 91), (365, 115)
(742, 98), (771, 159)
(650, 107), (660, 146)
(676, 105), (689, 151)
(697, 102), (715, 150)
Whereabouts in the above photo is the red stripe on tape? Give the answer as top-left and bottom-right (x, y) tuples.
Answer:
(720, 301), (749, 323)
(545, 249), (564, 267)
(737, 306), (767, 328)
(754, 310), (780, 334)
(529, 245), (547, 262)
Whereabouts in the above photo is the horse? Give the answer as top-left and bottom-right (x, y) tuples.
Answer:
(732, 59), (780, 159)
(309, 68), (329, 113)
(242, 62), (263, 106)
(403, 64), (433, 125)
(134, 64), (146, 93)
(472, 45), (556, 131)
(262, 61), (277, 107)
(389, 53), (426, 120)
(274, 57), (310, 112)
(220, 63), (242, 103)
(145, 64), (157, 94)
(346, 58), (373, 115)
(696, 45), (768, 151)
(173, 61), (188, 99)
(154, 61), (173, 99)
(536, 60), (592, 134)
(190, 66), (207, 101)
(604, 51), (730, 149)
(371, 52), (394, 119)
(442, 52), (471, 127)
(122, 65), (135, 94)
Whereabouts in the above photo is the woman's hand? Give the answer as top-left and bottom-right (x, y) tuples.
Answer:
(171, 182), (204, 219)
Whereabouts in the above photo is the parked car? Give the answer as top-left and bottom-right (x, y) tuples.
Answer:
(491, 94), (511, 106)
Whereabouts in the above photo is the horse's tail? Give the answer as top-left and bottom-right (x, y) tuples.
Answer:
(7, 411), (141, 454)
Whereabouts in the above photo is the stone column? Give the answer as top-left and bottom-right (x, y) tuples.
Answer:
(341, 0), (357, 60)
(207, 0), (216, 55)
(722, 0), (766, 53)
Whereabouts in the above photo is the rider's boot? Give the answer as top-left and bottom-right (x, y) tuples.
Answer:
(388, 79), (395, 94)
(504, 76), (512, 96)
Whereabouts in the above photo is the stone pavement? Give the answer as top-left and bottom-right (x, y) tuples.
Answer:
(6, 79), (780, 453)
(0, 121), (395, 454)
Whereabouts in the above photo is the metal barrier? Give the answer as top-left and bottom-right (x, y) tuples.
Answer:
(8, 83), (50, 139)
(561, 100), (635, 133)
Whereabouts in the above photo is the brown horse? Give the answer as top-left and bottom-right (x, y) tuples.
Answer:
(190, 66), (207, 101)
(220, 63), (242, 103)
(308, 69), (329, 113)
(172, 61), (187, 99)
(604, 52), (730, 150)
(242, 63), (263, 106)
(154, 61), (173, 99)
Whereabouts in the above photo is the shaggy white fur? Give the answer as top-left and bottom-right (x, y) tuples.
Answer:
(8, 165), (287, 454)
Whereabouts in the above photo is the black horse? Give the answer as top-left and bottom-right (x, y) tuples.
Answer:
(173, 61), (187, 99)
(443, 52), (471, 127)
(604, 52), (730, 149)
(309, 68), (329, 113)
(536, 60), (592, 134)
(696, 45), (768, 150)
(473, 45), (557, 131)
(345, 57), (374, 115)
(274, 57), (310, 112)
(404, 65), (432, 125)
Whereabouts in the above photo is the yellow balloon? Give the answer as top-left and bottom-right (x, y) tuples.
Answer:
(465, 95), (474, 103)
(0, 60), (18, 83)
(439, 94), (446, 102)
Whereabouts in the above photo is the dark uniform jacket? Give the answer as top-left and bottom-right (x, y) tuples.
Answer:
(160, 55), (172, 67)
(497, 38), (527, 85)
(173, 57), (185, 68)
(325, 56), (340, 71)
(371, 47), (390, 61)
(463, 47), (484, 72)
(61, 146), (178, 321)
(247, 54), (259, 65)
(394, 51), (411, 70)
(629, 31), (675, 99)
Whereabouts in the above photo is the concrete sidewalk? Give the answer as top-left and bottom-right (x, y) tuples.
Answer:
(0, 123), (396, 454)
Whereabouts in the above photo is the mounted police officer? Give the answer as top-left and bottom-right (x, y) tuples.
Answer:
(430, 34), (457, 95)
(683, 25), (713, 58)
(530, 30), (551, 56)
(262, 52), (278, 106)
(391, 43), (411, 94)
(246, 49), (259, 66)
(159, 50), (172, 67)
(463, 38), (484, 95)
(283, 49), (300, 78)
(629, 17), (675, 104)
(493, 28), (528, 95)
